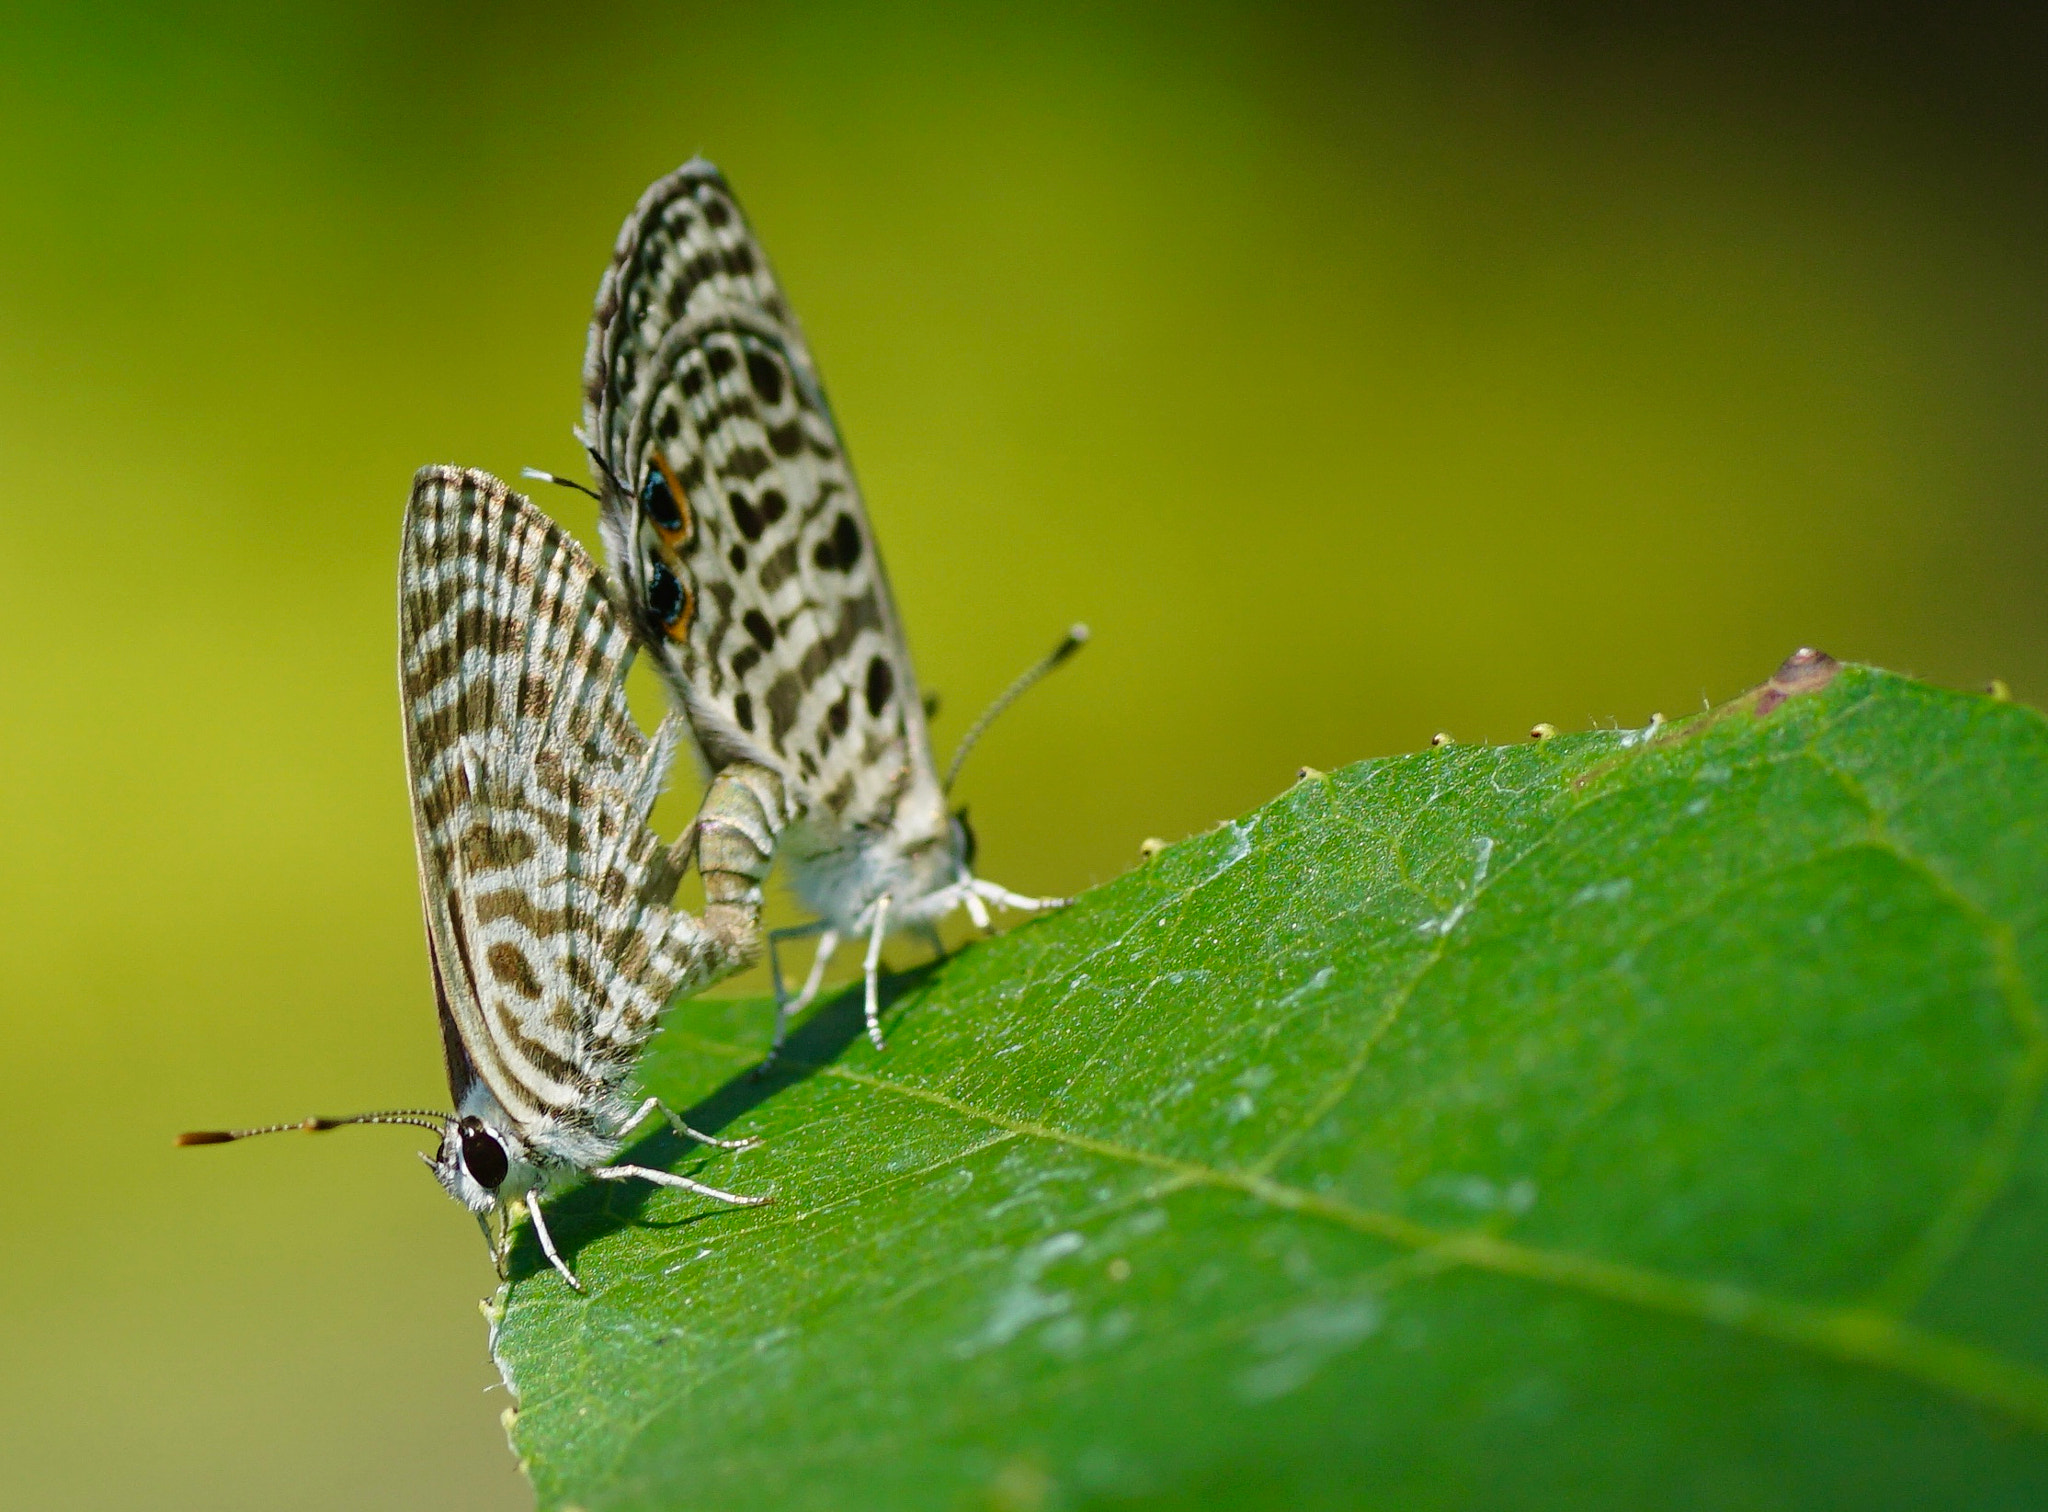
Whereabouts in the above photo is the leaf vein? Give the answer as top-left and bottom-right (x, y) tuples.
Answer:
(793, 1058), (2048, 1434)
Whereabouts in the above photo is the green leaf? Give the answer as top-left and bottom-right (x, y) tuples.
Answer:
(493, 663), (2048, 1510)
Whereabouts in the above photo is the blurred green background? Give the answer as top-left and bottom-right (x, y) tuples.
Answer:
(4, 2), (2045, 1506)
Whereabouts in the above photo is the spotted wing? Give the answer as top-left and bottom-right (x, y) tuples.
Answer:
(582, 160), (936, 829)
(400, 466), (722, 1136)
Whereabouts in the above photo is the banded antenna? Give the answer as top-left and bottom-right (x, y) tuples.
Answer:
(520, 466), (601, 501)
(944, 624), (1089, 793)
(175, 1110), (451, 1145)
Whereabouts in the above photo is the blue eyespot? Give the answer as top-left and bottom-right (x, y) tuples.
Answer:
(640, 464), (687, 534)
(647, 558), (692, 639)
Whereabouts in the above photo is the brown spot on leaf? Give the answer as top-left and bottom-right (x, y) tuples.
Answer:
(1756, 646), (1840, 717)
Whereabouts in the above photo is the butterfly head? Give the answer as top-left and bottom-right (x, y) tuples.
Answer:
(177, 1105), (535, 1215)
(950, 806), (978, 875)
(430, 1111), (540, 1215)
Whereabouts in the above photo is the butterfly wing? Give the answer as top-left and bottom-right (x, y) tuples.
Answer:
(582, 160), (938, 831)
(399, 466), (723, 1137)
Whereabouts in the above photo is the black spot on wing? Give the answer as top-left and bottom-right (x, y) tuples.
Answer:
(746, 349), (784, 406)
(832, 513), (863, 571)
(756, 539), (799, 594)
(765, 676), (802, 752)
(729, 492), (764, 541)
(866, 655), (894, 717)
(721, 446), (772, 482)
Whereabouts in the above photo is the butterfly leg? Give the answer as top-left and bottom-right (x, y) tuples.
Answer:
(861, 894), (893, 1051)
(971, 879), (1072, 912)
(621, 1094), (761, 1152)
(521, 1192), (583, 1293)
(477, 1210), (507, 1280)
(592, 1164), (771, 1207)
(768, 920), (825, 1005)
(760, 925), (839, 1071)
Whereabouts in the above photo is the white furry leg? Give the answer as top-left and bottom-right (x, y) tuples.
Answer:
(620, 1095), (760, 1152)
(763, 923), (838, 1068)
(862, 894), (892, 1051)
(523, 1192), (582, 1293)
(477, 1210), (506, 1280)
(591, 1164), (770, 1208)
(971, 878), (1070, 912)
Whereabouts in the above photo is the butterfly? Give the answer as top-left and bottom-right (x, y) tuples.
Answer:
(180, 466), (769, 1291)
(540, 159), (1082, 1063)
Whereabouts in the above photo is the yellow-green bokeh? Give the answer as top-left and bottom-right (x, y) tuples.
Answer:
(4, 4), (2045, 1506)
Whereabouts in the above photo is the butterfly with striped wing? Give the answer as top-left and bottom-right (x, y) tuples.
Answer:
(180, 466), (770, 1291)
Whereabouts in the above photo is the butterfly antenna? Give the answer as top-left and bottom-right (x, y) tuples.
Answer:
(176, 1110), (450, 1146)
(943, 624), (1089, 793)
(579, 433), (628, 499)
(520, 467), (601, 502)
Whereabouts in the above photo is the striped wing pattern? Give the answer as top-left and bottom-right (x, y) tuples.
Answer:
(582, 160), (937, 829)
(400, 466), (720, 1136)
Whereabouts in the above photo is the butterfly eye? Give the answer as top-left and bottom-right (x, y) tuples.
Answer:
(645, 557), (694, 641)
(639, 456), (691, 542)
(458, 1118), (509, 1190)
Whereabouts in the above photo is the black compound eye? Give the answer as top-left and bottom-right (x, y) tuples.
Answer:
(639, 462), (688, 535)
(458, 1118), (509, 1189)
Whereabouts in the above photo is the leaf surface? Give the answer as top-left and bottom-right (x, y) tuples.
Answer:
(494, 664), (2048, 1510)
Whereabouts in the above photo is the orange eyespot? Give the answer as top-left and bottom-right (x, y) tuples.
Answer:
(641, 453), (693, 548)
(646, 556), (694, 641)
